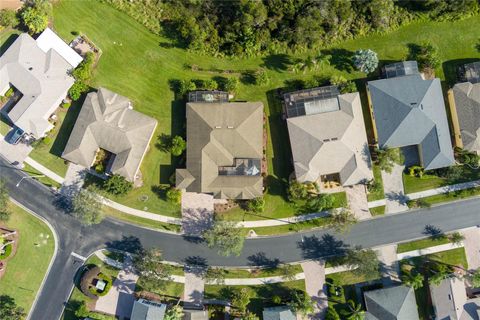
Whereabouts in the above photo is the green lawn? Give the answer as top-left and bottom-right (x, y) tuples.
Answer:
(412, 186), (480, 206)
(0, 202), (55, 317)
(204, 280), (305, 316)
(222, 264), (303, 279)
(22, 163), (62, 189)
(369, 205), (385, 216)
(249, 216), (332, 236)
(427, 247), (468, 269)
(397, 237), (451, 253)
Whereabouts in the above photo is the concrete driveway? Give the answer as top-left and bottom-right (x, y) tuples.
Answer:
(461, 227), (480, 270)
(301, 261), (327, 319)
(381, 163), (408, 213)
(181, 192), (214, 235)
(95, 257), (138, 319)
(345, 185), (371, 220)
(0, 135), (32, 165)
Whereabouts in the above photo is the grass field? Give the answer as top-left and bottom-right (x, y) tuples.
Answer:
(22, 163), (62, 189)
(397, 237), (451, 253)
(367, 165), (385, 201)
(0, 202), (55, 316)
(415, 187), (480, 206)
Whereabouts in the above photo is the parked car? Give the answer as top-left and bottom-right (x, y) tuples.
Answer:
(6, 127), (24, 145)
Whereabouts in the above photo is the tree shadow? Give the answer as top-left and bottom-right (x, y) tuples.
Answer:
(155, 133), (172, 152)
(240, 70), (256, 85)
(105, 236), (143, 255)
(298, 233), (349, 260)
(384, 191), (409, 206)
(406, 43), (422, 61)
(423, 224), (446, 241)
(247, 252), (282, 268)
(183, 256), (209, 273)
(261, 54), (292, 72)
(320, 48), (354, 72)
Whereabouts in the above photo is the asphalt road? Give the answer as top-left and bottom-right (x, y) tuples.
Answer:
(1, 157), (479, 320)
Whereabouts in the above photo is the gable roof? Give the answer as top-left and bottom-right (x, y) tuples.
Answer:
(263, 306), (296, 320)
(364, 285), (419, 320)
(286, 91), (373, 185)
(429, 277), (480, 320)
(62, 88), (157, 181)
(130, 299), (166, 320)
(368, 74), (455, 170)
(453, 82), (480, 153)
(35, 27), (83, 68)
(0, 32), (76, 138)
(176, 102), (263, 199)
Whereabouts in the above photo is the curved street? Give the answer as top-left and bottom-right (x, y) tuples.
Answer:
(1, 157), (480, 320)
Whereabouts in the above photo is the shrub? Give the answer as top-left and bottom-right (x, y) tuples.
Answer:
(42, 136), (52, 145)
(0, 9), (18, 28)
(21, 6), (48, 34)
(61, 102), (71, 109)
(287, 181), (309, 201)
(79, 265), (101, 299)
(103, 174), (133, 195)
(413, 42), (441, 71)
(166, 188), (182, 204)
(325, 305), (341, 320)
(254, 68), (269, 85)
(224, 77), (239, 93)
(246, 197), (265, 213)
(94, 163), (104, 173)
(330, 75), (356, 93)
(169, 135), (186, 156)
(178, 80), (196, 96)
(72, 52), (95, 82)
(94, 273), (112, 296)
(69, 81), (89, 101)
(3, 87), (14, 98)
(203, 79), (218, 90)
(272, 295), (282, 304)
(0, 243), (12, 260)
(353, 49), (379, 74)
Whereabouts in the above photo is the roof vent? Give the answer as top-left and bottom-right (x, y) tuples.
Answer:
(410, 102), (417, 106)
(331, 137), (338, 141)
(215, 126), (222, 129)
(28, 67), (33, 71)
(227, 126), (234, 129)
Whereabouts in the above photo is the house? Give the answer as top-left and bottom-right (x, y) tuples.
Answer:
(262, 306), (296, 320)
(284, 86), (373, 186)
(430, 277), (480, 320)
(364, 285), (420, 320)
(450, 62), (480, 154)
(367, 61), (455, 170)
(0, 28), (82, 138)
(62, 87), (157, 182)
(130, 299), (167, 320)
(176, 101), (263, 199)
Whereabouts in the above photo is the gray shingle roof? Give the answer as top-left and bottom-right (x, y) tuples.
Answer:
(130, 299), (166, 320)
(263, 306), (296, 320)
(62, 88), (157, 181)
(176, 102), (263, 199)
(364, 285), (419, 320)
(368, 74), (455, 170)
(183, 309), (208, 320)
(0, 33), (75, 138)
(286, 91), (373, 185)
(453, 82), (480, 153)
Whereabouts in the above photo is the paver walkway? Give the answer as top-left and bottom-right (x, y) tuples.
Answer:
(461, 227), (480, 270)
(375, 245), (400, 287)
(345, 185), (371, 220)
(301, 261), (328, 320)
(95, 256), (138, 319)
(183, 267), (205, 308)
(181, 192), (214, 235)
(381, 163), (408, 213)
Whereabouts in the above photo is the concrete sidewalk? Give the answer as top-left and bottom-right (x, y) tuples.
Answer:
(24, 157), (64, 184)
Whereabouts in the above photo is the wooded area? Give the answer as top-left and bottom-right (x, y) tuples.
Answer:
(102, 0), (479, 57)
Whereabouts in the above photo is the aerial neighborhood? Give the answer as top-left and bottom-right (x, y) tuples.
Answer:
(0, 1), (479, 320)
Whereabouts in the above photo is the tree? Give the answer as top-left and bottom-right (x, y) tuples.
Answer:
(242, 312), (260, 320)
(306, 193), (336, 212)
(224, 77), (239, 93)
(0, 180), (11, 222)
(21, 6), (47, 34)
(203, 79), (218, 90)
(330, 208), (358, 233)
(204, 267), (226, 285)
(401, 271), (424, 289)
(470, 268), (480, 287)
(203, 219), (244, 256)
(166, 188), (182, 204)
(287, 181), (309, 201)
(103, 174), (133, 195)
(68, 81), (89, 101)
(345, 247), (380, 277)
(133, 248), (173, 291)
(376, 147), (404, 173)
(330, 75), (356, 93)
(178, 79), (196, 95)
(71, 186), (104, 226)
(246, 197), (265, 213)
(231, 287), (252, 315)
(0, 295), (26, 320)
(169, 136), (186, 156)
(413, 42), (441, 71)
(288, 291), (315, 317)
(279, 264), (298, 281)
(254, 68), (269, 85)
(341, 300), (365, 320)
(353, 49), (378, 74)
(325, 305), (341, 320)
(448, 232), (465, 245)
(72, 52), (95, 82)
(0, 9), (18, 28)
(164, 305), (183, 320)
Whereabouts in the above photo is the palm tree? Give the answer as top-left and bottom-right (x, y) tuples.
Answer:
(341, 300), (365, 320)
(401, 271), (424, 289)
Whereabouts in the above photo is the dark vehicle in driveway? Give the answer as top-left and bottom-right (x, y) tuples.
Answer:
(6, 127), (24, 145)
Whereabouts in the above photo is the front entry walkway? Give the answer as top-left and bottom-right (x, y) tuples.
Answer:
(181, 192), (214, 236)
(345, 185), (371, 220)
(381, 163), (408, 213)
(95, 256), (138, 319)
(301, 261), (328, 319)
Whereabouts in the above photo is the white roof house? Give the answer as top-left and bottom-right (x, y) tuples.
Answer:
(0, 29), (82, 138)
(36, 28), (83, 68)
